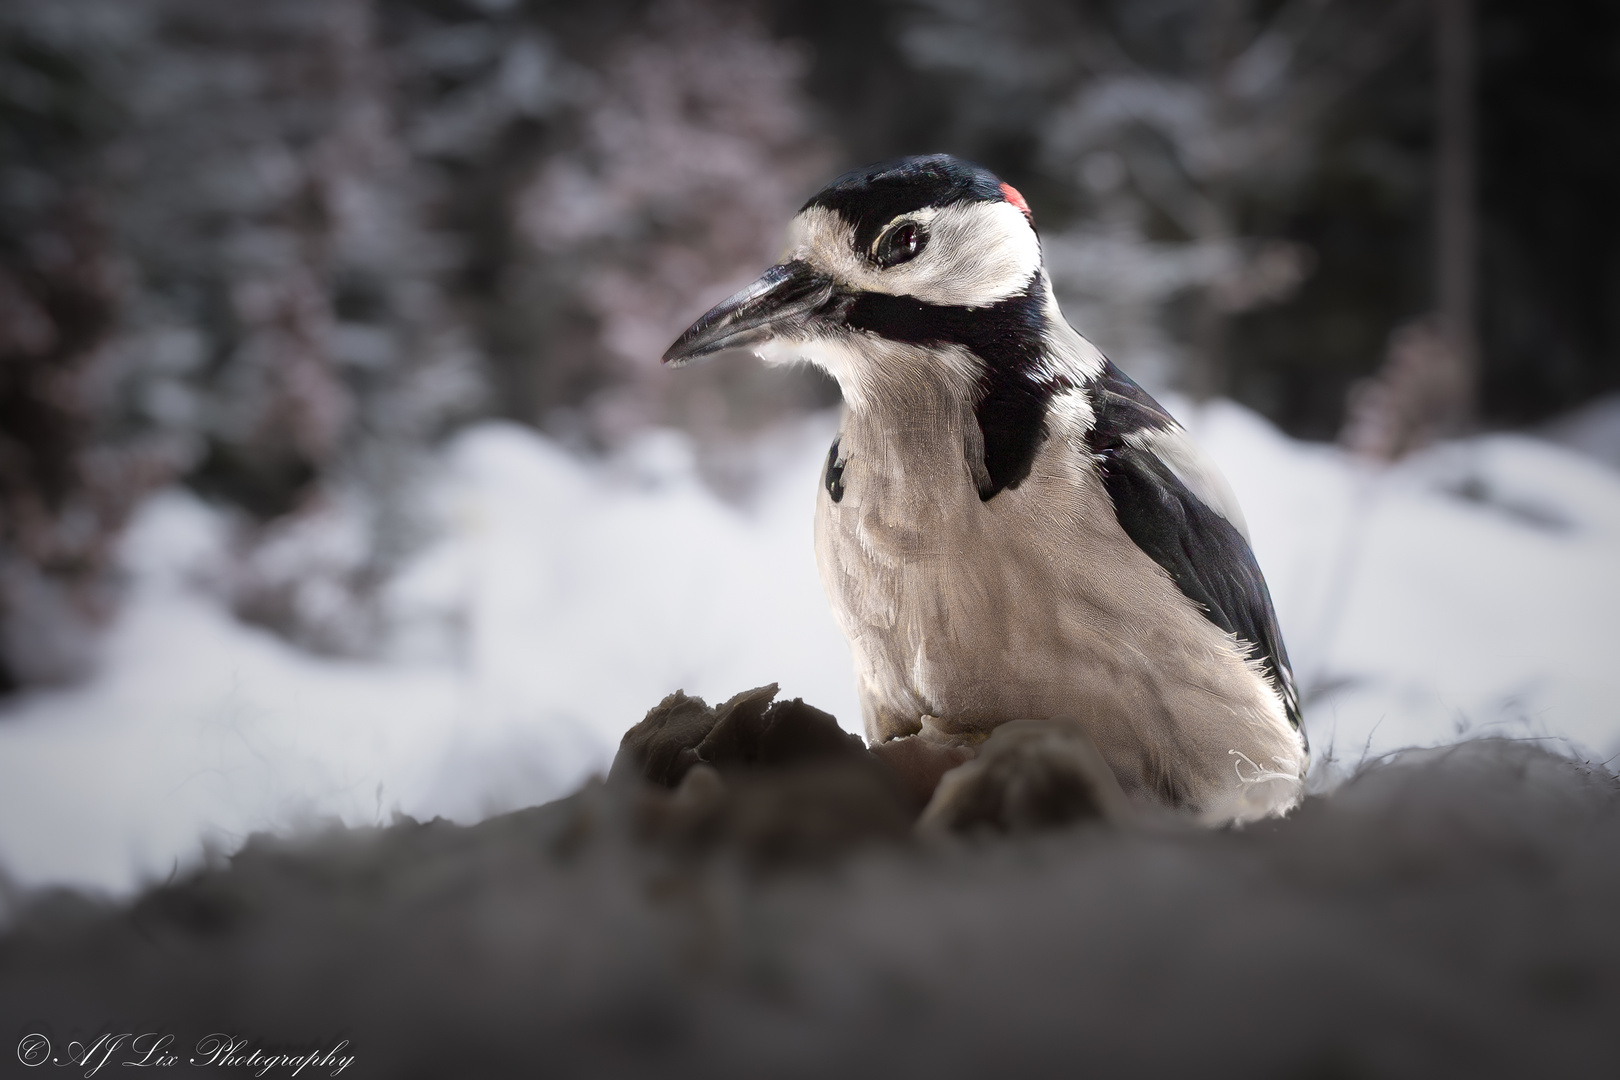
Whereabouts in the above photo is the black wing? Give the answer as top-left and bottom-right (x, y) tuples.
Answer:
(1085, 361), (1302, 731)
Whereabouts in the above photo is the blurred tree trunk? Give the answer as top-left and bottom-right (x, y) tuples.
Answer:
(1434, 0), (1477, 421)
(1341, 0), (1477, 459)
(1184, 0), (1247, 402)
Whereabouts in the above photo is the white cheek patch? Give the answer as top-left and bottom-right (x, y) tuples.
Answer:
(1125, 426), (1252, 541)
(785, 202), (1041, 308)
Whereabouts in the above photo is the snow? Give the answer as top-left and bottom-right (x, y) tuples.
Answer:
(0, 416), (856, 894)
(1542, 392), (1620, 472)
(1183, 400), (1620, 774)
(2, 404), (1618, 895)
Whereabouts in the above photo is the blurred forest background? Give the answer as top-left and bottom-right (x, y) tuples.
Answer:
(2, 0), (1618, 696)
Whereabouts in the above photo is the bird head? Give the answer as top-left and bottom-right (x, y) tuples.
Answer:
(662, 154), (1049, 404)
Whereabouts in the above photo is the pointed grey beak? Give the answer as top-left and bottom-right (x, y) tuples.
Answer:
(662, 260), (836, 366)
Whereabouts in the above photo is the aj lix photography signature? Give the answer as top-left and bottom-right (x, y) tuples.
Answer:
(16, 1032), (354, 1076)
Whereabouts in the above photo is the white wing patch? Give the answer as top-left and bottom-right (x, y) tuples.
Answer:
(1124, 425), (1252, 541)
(785, 203), (1041, 309)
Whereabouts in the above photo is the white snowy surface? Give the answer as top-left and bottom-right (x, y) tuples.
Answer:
(2, 404), (1618, 894)
(1188, 401), (1620, 774)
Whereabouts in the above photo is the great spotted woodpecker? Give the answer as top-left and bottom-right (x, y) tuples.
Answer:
(664, 155), (1305, 823)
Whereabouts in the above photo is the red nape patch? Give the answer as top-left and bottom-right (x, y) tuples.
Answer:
(999, 181), (1032, 221)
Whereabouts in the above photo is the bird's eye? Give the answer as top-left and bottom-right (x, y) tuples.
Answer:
(873, 222), (927, 268)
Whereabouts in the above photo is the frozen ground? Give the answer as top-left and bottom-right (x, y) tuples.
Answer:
(5, 738), (1617, 1077)
(1, 402), (1618, 894)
